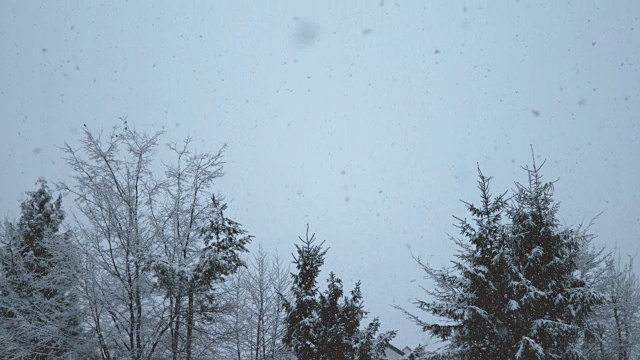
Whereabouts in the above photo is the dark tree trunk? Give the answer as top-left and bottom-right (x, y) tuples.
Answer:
(186, 290), (194, 360)
(171, 296), (182, 360)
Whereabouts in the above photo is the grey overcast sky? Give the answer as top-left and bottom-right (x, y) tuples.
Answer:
(1, 0), (639, 348)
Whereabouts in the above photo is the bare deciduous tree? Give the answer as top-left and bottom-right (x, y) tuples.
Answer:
(586, 250), (640, 360)
(148, 136), (227, 359)
(61, 125), (166, 360)
(216, 243), (293, 360)
(60, 124), (250, 360)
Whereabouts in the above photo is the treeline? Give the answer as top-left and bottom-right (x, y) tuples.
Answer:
(1, 125), (638, 359)
(0, 125), (393, 360)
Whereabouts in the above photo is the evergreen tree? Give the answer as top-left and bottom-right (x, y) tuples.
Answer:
(283, 227), (327, 359)
(397, 167), (513, 359)
(0, 179), (84, 359)
(451, 167), (514, 358)
(356, 317), (396, 360)
(187, 194), (252, 359)
(283, 226), (395, 360)
(508, 158), (599, 358)
(315, 273), (365, 359)
(400, 157), (602, 359)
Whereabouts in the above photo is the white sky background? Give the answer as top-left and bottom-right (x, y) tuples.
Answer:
(1, 0), (639, 348)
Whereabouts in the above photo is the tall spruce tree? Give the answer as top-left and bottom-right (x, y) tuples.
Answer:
(397, 167), (513, 359)
(451, 167), (513, 358)
(508, 158), (599, 358)
(400, 157), (602, 359)
(0, 179), (83, 359)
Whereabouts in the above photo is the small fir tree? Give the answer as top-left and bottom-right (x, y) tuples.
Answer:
(283, 226), (395, 360)
(283, 227), (327, 359)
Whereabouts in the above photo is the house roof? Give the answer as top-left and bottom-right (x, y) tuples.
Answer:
(386, 343), (406, 356)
